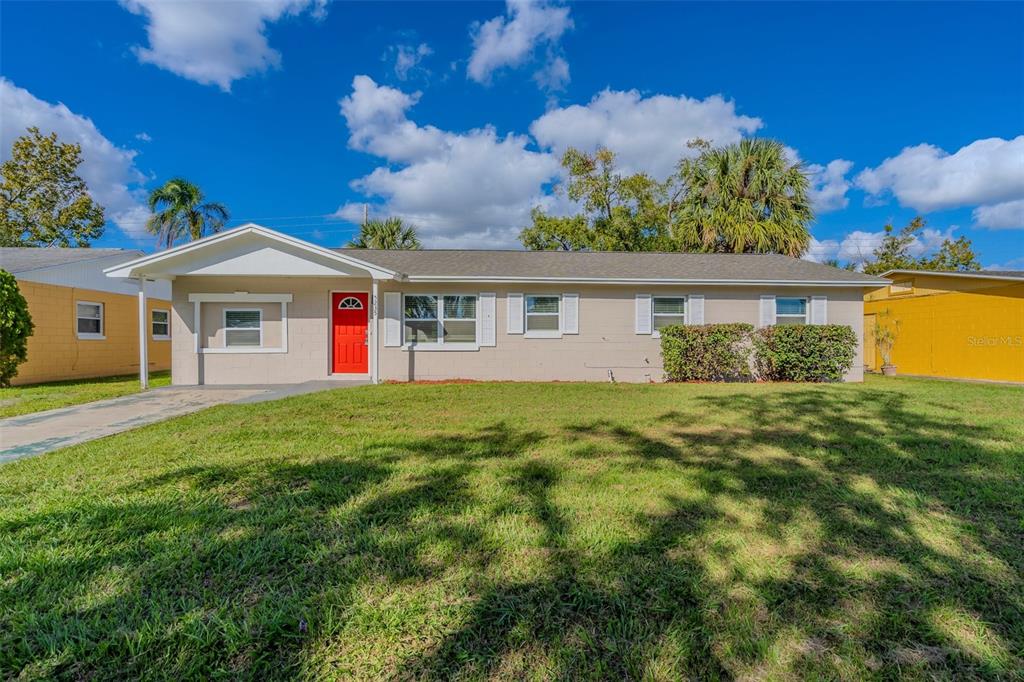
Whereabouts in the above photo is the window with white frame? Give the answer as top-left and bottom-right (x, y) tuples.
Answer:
(525, 295), (560, 336)
(152, 309), (170, 339)
(890, 280), (913, 295)
(76, 301), (104, 338)
(224, 309), (262, 347)
(652, 296), (686, 334)
(403, 295), (477, 345)
(775, 297), (808, 325)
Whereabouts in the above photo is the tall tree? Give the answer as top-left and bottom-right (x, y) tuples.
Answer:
(674, 138), (813, 257)
(520, 147), (672, 251)
(347, 217), (422, 249)
(0, 127), (105, 247)
(146, 178), (229, 249)
(861, 216), (982, 274)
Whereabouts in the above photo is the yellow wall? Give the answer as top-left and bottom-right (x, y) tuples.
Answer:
(12, 280), (172, 386)
(864, 278), (1024, 383)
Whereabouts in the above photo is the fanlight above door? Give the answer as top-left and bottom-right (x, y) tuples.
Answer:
(337, 296), (364, 310)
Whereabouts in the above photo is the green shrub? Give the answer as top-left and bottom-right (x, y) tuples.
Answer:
(0, 269), (34, 387)
(753, 324), (857, 382)
(660, 323), (754, 382)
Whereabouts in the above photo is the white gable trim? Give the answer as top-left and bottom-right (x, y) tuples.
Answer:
(103, 224), (399, 280)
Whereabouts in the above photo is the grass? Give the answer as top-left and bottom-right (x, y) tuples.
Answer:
(0, 371), (171, 418)
(1, 376), (1022, 680)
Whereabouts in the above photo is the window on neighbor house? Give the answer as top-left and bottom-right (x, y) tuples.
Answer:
(525, 295), (560, 336)
(403, 295), (477, 345)
(224, 309), (262, 347)
(652, 297), (686, 333)
(76, 301), (104, 339)
(775, 297), (808, 325)
(152, 309), (170, 339)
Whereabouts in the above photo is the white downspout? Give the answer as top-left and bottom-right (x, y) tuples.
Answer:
(371, 278), (380, 384)
(137, 276), (149, 390)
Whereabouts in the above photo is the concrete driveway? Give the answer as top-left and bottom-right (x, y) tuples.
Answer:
(0, 380), (368, 463)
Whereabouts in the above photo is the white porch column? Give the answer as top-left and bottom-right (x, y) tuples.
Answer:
(137, 277), (149, 390)
(371, 279), (380, 384)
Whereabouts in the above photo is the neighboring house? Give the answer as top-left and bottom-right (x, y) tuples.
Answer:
(0, 248), (172, 386)
(104, 224), (888, 385)
(864, 269), (1024, 383)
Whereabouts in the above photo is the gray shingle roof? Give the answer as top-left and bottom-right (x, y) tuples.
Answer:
(0, 247), (142, 274)
(340, 248), (888, 284)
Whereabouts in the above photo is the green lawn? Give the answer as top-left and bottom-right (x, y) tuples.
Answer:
(0, 371), (171, 418)
(1, 377), (1021, 680)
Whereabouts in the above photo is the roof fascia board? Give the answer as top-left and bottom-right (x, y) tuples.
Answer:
(103, 224), (398, 279)
(402, 276), (890, 287)
(880, 269), (1024, 282)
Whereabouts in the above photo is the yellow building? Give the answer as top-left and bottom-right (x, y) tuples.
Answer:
(1, 248), (172, 386)
(864, 269), (1024, 383)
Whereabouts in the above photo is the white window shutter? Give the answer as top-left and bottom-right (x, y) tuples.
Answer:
(635, 294), (652, 334)
(507, 293), (524, 334)
(561, 294), (579, 334)
(811, 295), (828, 325)
(759, 295), (776, 328)
(687, 294), (704, 325)
(478, 292), (496, 346)
(383, 292), (402, 346)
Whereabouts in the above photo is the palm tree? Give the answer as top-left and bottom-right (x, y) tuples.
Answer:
(347, 217), (422, 249)
(674, 138), (813, 257)
(146, 178), (229, 250)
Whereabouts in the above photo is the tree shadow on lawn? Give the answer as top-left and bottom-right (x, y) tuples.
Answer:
(2, 389), (1022, 679)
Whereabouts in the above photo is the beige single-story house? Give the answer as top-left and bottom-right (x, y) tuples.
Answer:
(104, 224), (889, 385)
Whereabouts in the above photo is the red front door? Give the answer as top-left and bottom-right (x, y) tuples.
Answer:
(332, 292), (369, 373)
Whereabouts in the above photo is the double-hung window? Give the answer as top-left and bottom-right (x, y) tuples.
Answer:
(652, 296), (686, 334)
(224, 309), (262, 347)
(775, 297), (808, 325)
(403, 295), (477, 345)
(152, 309), (170, 340)
(76, 301), (104, 339)
(525, 295), (560, 337)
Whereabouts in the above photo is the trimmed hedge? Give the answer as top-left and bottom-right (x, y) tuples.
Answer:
(660, 323), (858, 383)
(753, 324), (858, 382)
(660, 323), (753, 382)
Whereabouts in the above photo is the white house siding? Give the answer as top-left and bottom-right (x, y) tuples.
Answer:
(170, 276), (865, 385)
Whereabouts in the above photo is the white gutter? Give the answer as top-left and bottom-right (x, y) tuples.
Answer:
(880, 269), (1024, 283)
(402, 276), (891, 287)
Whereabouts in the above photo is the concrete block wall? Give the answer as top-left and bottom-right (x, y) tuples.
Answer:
(11, 280), (172, 386)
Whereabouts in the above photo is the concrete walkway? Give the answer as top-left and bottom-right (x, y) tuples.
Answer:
(0, 380), (368, 463)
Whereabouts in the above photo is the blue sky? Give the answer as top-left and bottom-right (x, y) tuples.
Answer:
(2, 1), (1022, 267)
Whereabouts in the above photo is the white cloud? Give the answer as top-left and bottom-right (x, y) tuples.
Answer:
(820, 225), (956, 267)
(135, 131), (153, 142)
(120, 0), (324, 91)
(803, 237), (840, 263)
(392, 42), (433, 81)
(533, 54), (569, 93)
(855, 136), (1024, 212)
(467, 0), (572, 86)
(806, 159), (853, 213)
(336, 76), (559, 247)
(530, 88), (762, 178)
(973, 199), (1024, 230)
(0, 78), (150, 239)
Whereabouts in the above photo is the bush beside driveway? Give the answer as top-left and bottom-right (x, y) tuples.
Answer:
(1, 376), (1021, 679)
